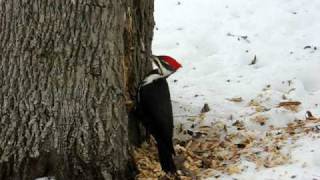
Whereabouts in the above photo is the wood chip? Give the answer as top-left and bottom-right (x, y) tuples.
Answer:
(278, 101), (301, 112)
(227, 97), (243, 102)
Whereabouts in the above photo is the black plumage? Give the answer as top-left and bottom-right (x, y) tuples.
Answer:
(135, 70), (176, 173)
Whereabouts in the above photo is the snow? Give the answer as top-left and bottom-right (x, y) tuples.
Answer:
(153, 0), (320, 179)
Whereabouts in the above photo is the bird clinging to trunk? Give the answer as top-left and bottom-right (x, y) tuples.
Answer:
(134, 55), (182, 173)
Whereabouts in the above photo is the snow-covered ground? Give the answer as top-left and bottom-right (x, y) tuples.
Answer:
(153, 0), (320, 179)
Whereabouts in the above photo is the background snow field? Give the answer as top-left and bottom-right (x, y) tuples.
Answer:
(153, 0), (320, 179)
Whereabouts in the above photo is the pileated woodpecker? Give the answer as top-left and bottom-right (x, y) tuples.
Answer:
(134, 55), (182, 173)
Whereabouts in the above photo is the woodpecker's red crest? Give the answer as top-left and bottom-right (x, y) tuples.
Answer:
(158, 55), (182, 71)
(152, 55), (182, 77)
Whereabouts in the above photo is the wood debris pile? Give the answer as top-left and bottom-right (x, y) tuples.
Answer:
(133, 141), (166, 179)
(133, 110), (320, 179)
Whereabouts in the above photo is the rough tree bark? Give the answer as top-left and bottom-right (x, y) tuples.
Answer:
(0, 0), (154, 179)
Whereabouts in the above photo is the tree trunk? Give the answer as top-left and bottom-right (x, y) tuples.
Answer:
(0, 0), (154, 179)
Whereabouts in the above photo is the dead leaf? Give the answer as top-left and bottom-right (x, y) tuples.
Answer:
(226, 165), (241, 174)
(278, 101), (301, 112)
(251, 115), (268, 126)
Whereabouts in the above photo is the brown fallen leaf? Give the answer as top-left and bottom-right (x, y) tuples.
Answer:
(201, 103), (210, 113)
(278, 101), (301, 112)
(251, 115), (268, 126)
(278, 101), (301, 106)
(226, 165), (241, 174)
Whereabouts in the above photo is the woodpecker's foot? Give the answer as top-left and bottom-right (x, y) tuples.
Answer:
(125, 100), (135, 112)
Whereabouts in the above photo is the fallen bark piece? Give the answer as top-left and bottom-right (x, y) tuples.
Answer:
(278, 101), (301, 112)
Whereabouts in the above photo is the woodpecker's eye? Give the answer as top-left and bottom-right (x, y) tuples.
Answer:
(162, 60), (169, 65)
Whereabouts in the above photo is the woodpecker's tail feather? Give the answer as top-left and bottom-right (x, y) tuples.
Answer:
(156, 139), (176, 173)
